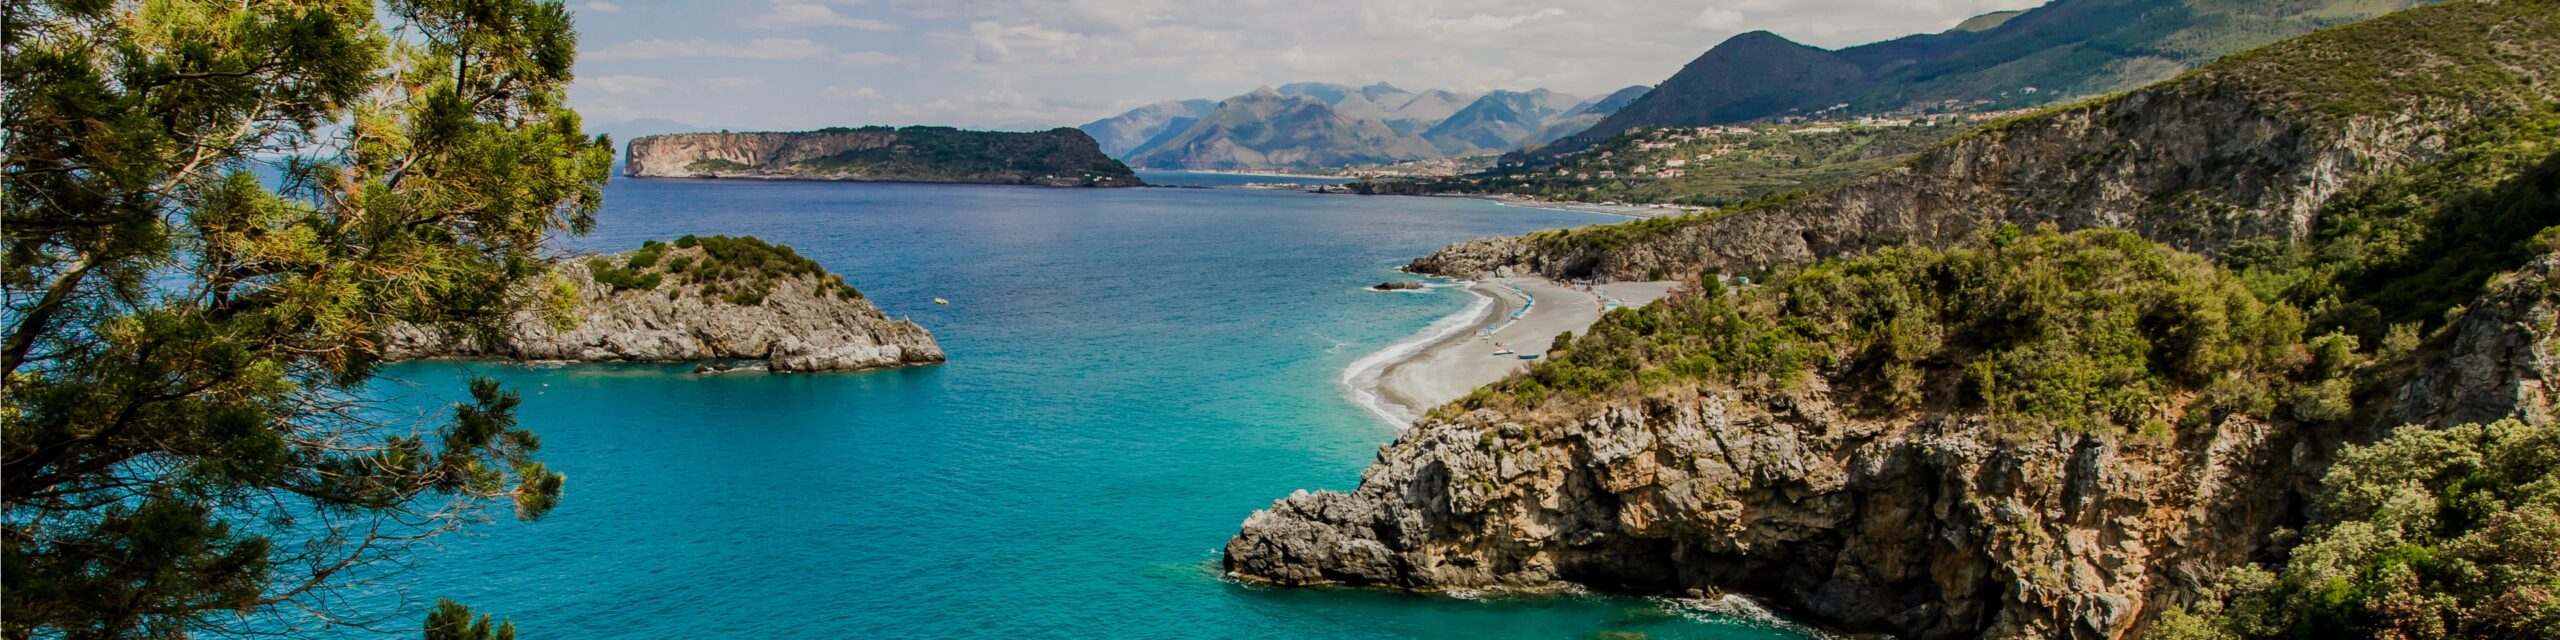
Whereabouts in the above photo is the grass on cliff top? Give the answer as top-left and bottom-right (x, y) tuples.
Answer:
(1446, 228), (2368, 438)
(582, 235), (862, 305)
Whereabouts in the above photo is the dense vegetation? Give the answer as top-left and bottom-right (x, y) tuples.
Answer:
(2154, 419), (2560, 640)
(786, 126), (1138, 185)
(1364, 120), (1974, 206)
(2231, 105), (2560, 343)
(2, 0), (604, 636)
(582, 236), (861, 306)
(1449, 228), (2350, 437)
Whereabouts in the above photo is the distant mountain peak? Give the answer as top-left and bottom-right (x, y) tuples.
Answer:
(1524, 0), (2436, 162)
(1717, 30), (1803, 49)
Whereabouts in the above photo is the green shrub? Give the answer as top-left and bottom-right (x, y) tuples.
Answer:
(2163, 419), (2560, 639)
(584, 257), (660, 292)
(1466, 229), (2333, 436)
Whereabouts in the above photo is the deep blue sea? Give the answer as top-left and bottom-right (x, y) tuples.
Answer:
(368, 172), (1816, 639)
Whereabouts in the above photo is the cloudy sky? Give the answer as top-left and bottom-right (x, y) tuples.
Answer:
(565, 0), (2045, 137)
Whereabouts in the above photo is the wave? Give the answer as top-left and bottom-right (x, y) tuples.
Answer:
(1340, 284), (1494, 427)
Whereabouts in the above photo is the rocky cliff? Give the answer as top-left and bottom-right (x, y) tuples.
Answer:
(385, 238), (943, 372)
(1229, 3), (2560, 639)
(1229, 238), (2560, 639)
(624, 126), (1140, 187)
(1422, 1), (2558, 281)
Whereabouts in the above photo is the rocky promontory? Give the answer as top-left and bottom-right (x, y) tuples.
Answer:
(1228, 233), (2560, 639)
(625, 126), (1142, 187)
(1228, 4), (2560, 639)
(385, 236), (943, 372)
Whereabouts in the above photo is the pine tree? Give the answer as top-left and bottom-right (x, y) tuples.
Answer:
(3, 0), (612, 636)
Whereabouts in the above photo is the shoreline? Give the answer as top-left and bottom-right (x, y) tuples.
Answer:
(1157, 169), (1351, 180)
(1345, 277), (1678, 427)
(1341, 282), (1508, 426)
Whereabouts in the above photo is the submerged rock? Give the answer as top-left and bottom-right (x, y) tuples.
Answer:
(1373, 281), (1427, 291)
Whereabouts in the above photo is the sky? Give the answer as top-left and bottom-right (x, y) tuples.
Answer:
(563, 0), (2048, 138)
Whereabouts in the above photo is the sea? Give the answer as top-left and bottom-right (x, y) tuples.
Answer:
(363, 172), (1819, 639)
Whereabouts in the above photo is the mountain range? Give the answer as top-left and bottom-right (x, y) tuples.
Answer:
(1526, 0), (2439, 161)
(1080, 82), (1648, 170)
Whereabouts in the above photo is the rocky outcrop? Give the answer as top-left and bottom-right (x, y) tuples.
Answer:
(1227, 251), (2560, 639)
(2376, 252), (2560, 430)
(1228, 390), (2301, 639)
(384, 248), (943, 372)
(1236, 7), (2560, 635)
(1420, 2), (2559, 280)
(624, 126), (1141, 187)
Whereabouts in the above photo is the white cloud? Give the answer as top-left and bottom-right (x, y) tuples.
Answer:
(835, 51), (904, 67)
(580, 1), (621, 14)
(1693, 8), (1744, 31)
(823, 86), (884, 100)
(742, 2), (901, 31)
(573, 0), (2050, 130)
(583, 74), (672, 96)
(584, 37), (835, 62)
(702, 76), (764, 90)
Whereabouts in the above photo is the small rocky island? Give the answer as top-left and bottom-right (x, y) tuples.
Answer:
(624, 126), (1143, 187)
(385, 236), (944, 372)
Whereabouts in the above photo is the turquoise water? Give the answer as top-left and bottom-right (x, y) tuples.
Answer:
(370, 174), (1815, 639)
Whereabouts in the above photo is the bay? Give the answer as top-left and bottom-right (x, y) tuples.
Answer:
(371, 173), (1816, 639)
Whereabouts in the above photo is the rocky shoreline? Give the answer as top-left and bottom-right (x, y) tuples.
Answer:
(385, 238), (944, 373)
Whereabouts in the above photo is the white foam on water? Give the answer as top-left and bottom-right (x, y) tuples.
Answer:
(1340, 284), (1495, 427)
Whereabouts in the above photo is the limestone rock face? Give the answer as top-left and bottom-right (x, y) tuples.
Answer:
(1224, 256), (2560, 639)
(2377, 252), (2560, 429)
(383, 260), (943, 372)
(1228, 392), (2298, 640)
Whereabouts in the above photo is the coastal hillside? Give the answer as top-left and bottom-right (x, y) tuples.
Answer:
(387, 236), (944, 372)
(1531, 0), (2433, 161)
(1230, 2), (2560, 639)
(624, 126), (1141, 187)
(1231, 229), (2560, 639)
(1417, 0), (2558, 298)
(1124, 87), (1443, 170)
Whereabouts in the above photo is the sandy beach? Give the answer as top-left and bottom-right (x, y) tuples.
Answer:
(1347, 277), (1677, 425)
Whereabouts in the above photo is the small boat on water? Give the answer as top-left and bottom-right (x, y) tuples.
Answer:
(1491, 348), (1515, 356)
(933, 297), (949, 305)
(1518, 354), (1542, 360)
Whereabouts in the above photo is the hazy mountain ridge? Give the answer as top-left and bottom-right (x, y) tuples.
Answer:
(1121, 87), (1444, 170)
(1080, 100), (1218, 157)
(1086, 82), (1618, 170)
